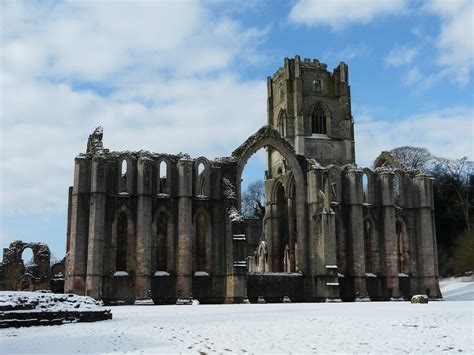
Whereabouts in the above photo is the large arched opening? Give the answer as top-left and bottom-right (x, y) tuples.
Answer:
(233, 126), (308, 274)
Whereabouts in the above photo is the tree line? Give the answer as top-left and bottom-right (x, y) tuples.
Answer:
(390, 146), (473, 275)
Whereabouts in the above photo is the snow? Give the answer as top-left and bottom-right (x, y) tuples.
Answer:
(113, 271), (129, 276)
(1, 278), (472, 354)
(227, 206), (243, 222)
(154, 271), (170, 276)
(0, 291), (108, 313)
(193, 271), (209, 276)
(365, 272), (377, 277)
(439, 275), (474, 301)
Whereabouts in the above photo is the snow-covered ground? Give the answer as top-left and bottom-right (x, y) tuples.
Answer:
(1, 278), (472, 354)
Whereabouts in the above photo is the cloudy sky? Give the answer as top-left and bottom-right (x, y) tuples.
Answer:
(1, 0), (473, 258)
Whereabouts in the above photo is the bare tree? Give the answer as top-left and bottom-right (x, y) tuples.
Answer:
(241, 180), (265, 219)
(390, 146), (432, 170)
(433, 157), (473, 231)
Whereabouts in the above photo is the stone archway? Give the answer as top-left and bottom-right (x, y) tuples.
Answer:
(231, 125), (309, 274)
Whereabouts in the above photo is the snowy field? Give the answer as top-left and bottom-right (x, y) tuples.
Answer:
(1, 278), (472, 354)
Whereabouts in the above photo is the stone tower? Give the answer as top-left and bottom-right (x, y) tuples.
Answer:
(267, 55), (355, 172)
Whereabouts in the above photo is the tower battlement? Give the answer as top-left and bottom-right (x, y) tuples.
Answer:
(267, 55), (354, 168)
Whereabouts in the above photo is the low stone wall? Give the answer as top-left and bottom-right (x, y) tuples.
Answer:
(102, 275), (135, 305)
(247, 272), (304, 303)
(0, 291), (112, 328)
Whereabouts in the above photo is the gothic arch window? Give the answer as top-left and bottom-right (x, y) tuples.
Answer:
(116, 211), (128, 271)
(195, 158), (210, 197)
(158, 160), (168, 194)
(120, 159), (128, 192)
(311, 103), (327, 134)
(278, 110), (286, 137)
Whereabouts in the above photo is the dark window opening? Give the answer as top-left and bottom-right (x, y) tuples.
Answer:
(311, 103), (327, 134)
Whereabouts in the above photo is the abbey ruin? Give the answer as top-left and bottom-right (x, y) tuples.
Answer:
(64, 56), (441, 304)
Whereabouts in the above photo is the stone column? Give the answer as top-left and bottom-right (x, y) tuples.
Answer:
(65, 157), (91, 295)
(287, 197), (296, 272)
(380, 171), (400, 299)
(176, 159), (193, 298)
(343, 169), (368, 299)
(414, 175), (441, 297)
(135, 157), (153, 298)
(86, 156), (107, 299)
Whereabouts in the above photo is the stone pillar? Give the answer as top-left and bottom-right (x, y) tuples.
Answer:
(414, 175), (441, 297)
(65, 157), (91, 295)
(293, 55), (305, 154)
(86, 156), (106, 299)
(380, 171), (400, 299)
(176, 159), (193, 298)
(343, 169), (368, 299)
(288, 197), (296, 272)
(135, 157), (153, 298)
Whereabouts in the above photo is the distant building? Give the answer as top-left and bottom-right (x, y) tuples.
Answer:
(65, 56), (441, 304)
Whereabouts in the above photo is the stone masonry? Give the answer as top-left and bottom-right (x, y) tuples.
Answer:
(64, 56), (441, 303)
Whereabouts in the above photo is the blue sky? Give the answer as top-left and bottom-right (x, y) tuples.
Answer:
(1, 0), (473, 259)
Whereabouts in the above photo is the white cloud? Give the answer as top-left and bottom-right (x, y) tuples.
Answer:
(424, 0), (474, 85)
(0, 0), (268, 215)
(355, 106), (474, 167)
(288, 0), (408, 30)
(385, 46), (418, 66)
(403, 66), (423, 85)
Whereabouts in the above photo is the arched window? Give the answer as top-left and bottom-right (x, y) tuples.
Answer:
(121, 160), (127, 177)
(311, 103), (327, 134)
(362, 173), (369, 203)
(155, 212), (168, 271)
(116, 212), (128, 271)
(158, 160), (168, 194)
(120, 159), (128, 193)
(22, 248), (34, 267)
(278, 110), (286, 137)
(195, 159), (210, 197)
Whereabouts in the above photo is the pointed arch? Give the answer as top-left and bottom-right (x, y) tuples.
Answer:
(152, 208), (175, 273)
(310, 101), (330, 135)
(362, 167), (374, 204)
(111, 205), (135, 273)
(118, 154), (134, 193)
(195, 157), (211, 197)
(277, 109), (287, 137)
(156, 155), (172, 195)
(232, 125), (308, 274)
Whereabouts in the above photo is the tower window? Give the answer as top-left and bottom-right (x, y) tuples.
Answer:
(311, 103), (327, 134)
(313, 79), (322, 92)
